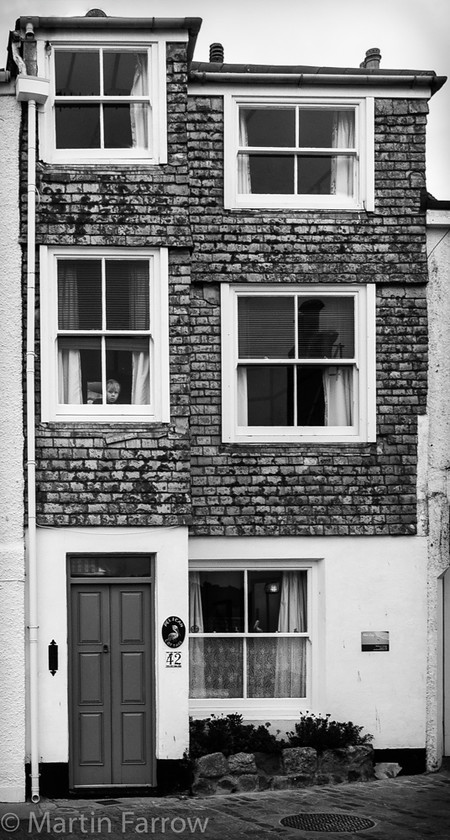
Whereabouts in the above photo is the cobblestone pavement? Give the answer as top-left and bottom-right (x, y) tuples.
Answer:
(1, 771), (450, 839)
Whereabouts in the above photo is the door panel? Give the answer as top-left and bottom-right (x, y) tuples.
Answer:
(70, 582), (154, 787)
(79, 713), (105, 765)
(79, 652), (104, 704)
(122, 713), (146, 763)
(121, 653), (145, 703)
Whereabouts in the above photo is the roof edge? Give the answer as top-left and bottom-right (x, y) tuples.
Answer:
(189, 64), (446, 96)
(13, 15), (202, 67)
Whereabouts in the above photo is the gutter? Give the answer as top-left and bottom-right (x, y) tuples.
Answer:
(15, 72), (50, 806)
(189, 70), (447, 96)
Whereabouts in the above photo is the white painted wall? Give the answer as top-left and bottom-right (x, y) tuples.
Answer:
(33, 529), (427, 766)
(34, 526), (189, 764)
(190, 535), (428, 750)
(426, 211), (450, 769)
(0, 87), (26, 803)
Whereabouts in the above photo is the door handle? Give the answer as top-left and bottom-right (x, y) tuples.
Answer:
(102, 644), (109, 653)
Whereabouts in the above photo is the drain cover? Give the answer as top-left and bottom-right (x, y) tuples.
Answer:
(280, 813), (376, 832)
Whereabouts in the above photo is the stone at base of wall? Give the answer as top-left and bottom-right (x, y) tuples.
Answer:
(193, 745), (374, 795)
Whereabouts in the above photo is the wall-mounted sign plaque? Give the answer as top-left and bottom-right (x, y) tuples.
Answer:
(361, 631), (389, 651)
(162, 616), (186, 648)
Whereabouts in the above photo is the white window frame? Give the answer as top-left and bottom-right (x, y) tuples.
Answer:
(221, 283), (376, 444)
(189, 558), (314, 719)
(224, 94), (374, 211)
(39, 37), (167, 165)
(40, 245), (170, 423)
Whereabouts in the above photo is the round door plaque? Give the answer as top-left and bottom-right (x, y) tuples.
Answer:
(162, 616), (186, 648)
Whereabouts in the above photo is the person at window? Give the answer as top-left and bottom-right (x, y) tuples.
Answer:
(93, 378), (121, 405)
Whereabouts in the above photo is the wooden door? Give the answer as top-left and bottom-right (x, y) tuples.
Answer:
(69, 583), (155, 787)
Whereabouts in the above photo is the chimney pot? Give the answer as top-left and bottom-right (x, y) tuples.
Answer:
(209, 42), (224, 63)
(360, 47), (381, 70)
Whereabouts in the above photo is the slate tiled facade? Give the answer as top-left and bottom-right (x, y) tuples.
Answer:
(0, 10), (448, 802)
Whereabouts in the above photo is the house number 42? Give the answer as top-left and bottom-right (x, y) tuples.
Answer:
(166, 651), (182, 668)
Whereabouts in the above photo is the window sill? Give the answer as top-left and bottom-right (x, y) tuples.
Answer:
(189, 699), (309, 719)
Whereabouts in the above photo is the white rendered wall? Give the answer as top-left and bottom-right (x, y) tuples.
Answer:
(426, 212), (450, 769)
(34, 526), (189, 763)
(0, 88), (26, 802)
(189, 535), (427, 750)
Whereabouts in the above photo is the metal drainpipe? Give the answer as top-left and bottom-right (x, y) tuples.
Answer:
(26, 96), (40, 805)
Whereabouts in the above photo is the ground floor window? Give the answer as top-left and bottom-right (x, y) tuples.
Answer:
(189, 567), (309, 700)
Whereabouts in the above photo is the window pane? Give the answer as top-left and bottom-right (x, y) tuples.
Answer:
(297, 155), (332, 194)
(58, 260), (102, 330)
(55, 105), (100, 149)
(245, 154), (294, 194)
(104, 104), (149, 149)
(191, 571), (244, 633)
(106, 261), (149, 329)
(238, 297), (294, 358)
(105, 337), (150, 406)
(248, 570), (307, 633)
(298, 109), (354, 148)
(297, 365), (353, 426)
(247, 637), (307, 698)
(242, 365), (294, 426)
(189, 638), (243, 698)
(58, 336), (101, 405)
(248, 571), (282, 632)
(70, 555), (151, 576)
(298, 155), (354, 196)
(55, 51), (99, 95)
(103, 52), (148, 96)
(298, 297), (354, 358)
(240, 108), (295, 147)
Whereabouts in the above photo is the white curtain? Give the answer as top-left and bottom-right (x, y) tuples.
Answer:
(189, 573), (205, 697)
(129, 263), (150, 404)
(331, 112), (354, 197)
(130, 55), (148, 149)
(57, 264), (82, 404)
(274, 572), (307, 697)
(237, 367), (248, 425)
(323, 367), (353, 426)
(238, 110), (252, 194)
(277, 571), (307, 633)
(189, 572), (204, 633)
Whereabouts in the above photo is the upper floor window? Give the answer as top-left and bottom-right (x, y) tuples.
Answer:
(221, 283), (376, 443)
(41, 43), (166, 164)
(224, 96), (374, 210)
(40, 246), (169, 422)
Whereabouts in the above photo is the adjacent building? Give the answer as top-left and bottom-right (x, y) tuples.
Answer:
(0, 9), (448, 801)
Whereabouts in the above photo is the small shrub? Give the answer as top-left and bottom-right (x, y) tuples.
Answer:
(287, 713), (373, 753)
(189, 714), (285, 759)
